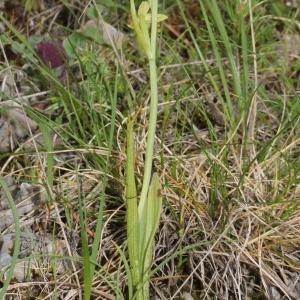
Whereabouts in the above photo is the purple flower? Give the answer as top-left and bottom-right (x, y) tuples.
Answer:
(37, 42), (65, 69)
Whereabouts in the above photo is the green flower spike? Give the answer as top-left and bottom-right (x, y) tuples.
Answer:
(130, 0), (167, 59)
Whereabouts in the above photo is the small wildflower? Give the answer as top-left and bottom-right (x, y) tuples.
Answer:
(130, 0), (167, 59)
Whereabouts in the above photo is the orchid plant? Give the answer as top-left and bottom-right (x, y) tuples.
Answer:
(126, 1), (167, 299)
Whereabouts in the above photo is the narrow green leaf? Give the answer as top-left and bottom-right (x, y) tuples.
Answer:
(140, 173), (162, 299)
(126, 118), (141, 293)
(78, 179), (92, 300)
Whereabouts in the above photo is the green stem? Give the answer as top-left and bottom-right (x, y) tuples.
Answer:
(138, 0), (158, 228)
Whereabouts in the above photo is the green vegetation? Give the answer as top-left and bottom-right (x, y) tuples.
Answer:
(0, 0), (299, 299)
